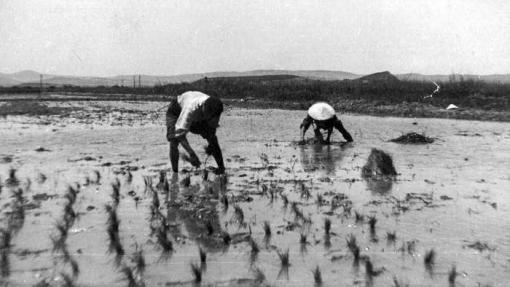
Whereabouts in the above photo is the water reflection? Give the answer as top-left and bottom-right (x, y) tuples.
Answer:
(167, 172), (226, 253)
(298, 143), (348, 175)
(363, 178), (393, 195)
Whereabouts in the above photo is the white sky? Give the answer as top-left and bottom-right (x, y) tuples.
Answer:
(1, 0), (509, 76)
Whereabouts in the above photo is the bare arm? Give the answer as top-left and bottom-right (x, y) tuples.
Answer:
(300, 116), (313, 141)
(334, 118), (353, 142)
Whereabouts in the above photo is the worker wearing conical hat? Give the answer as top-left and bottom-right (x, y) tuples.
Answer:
(300, 102), (353, 144)
(166, 91), (225, 174)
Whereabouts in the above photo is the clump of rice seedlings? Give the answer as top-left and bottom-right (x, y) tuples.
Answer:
(300, 182), (311, 200)
(111, 179), (121, 207)
(386, 231), (397, 243)
(291, 202), (304, 220)
(260, 184), (268, 196)
(37, 172), (47, 184)
(361, 148), (397, 179)
(93, 170), (101, 184)
(281, 194), (289, 209)
(249, 237), (260, 255)
(316, 193), (324, 207)
(346, 234), (360, 262)
(5, 168), (19, 187)
(126, 170), (133, 184)
(62, 247), (80, 279)
(324, 218), (331, 236)
(132, 245), (146, 276)
(51, 221), (69, 252)
(221, 194), (229, 211)
(424, 249), (435, 269)
(0, 247), (9, 278)
(205, 220), (214, 236)
(253, 267), (265, 283)
(406, 240), (416, 255)
(59, 272), (75, 287)
(312, 266), (322, 286)
(156, 226), (173, 259)
(368, 215), (377, 234)
(120, 265), (138, 287)
(105, 204), (124, 262)
(263, 221), (271, 238)
(151, 190), (160, 213)
(198, 247), (207, 264)
(448, 265), (457, 286)
(277, 249), (290, 268)
(222, 232), (231, 245)
(364, 257), (383, 285)
(300, 233), (308, 245)
(143, 176), (153, 194)
(190, 262), (202, 283)
(66, 185), (78, 205)
(181, 174), (191, 187)
(0, 230), (11, 278)
(233, 205), (245, 227)
(354, 211), (364, 223)
(202, 169), (209, 181)
(392, 276), (409, 287)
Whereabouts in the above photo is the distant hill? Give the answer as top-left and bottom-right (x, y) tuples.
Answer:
(355, 71), (400, 83)
(1, 69), (509, 87)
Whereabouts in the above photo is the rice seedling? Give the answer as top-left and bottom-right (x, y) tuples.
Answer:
(316, 193), (324, 207)
(368, 215), (377, 232)
(233, 205), (245, 227)
(132, 245), (146, 276)
(324, 218), (331, 236)
(300, 233), (308, 245)
(120, 265), (138, 287)
(277, 249), (290, 268)
(260, 184), (268, 196)
(424, 249), (435, 269)
(5, 168), (19, 187)
(249, 237), (260, 254)
(62, 247), (80, 279)
(221, 194), (229, 211)
(252, 267), (265, 283)
(205, 220), (214, 236)
(156, 226), (173, 258)
(59, 272), (75, 287)
(126, 170), (133, 184)
(354, 211), (364, 223)
(364, 257), (384, 285)
(222, 232), (231, 246)
(197, 247), (207, 265)
(386, 231), (397, 243)
(190, 263), (202, 283)
(312, 266), (322, 286)
(300, 182), (311, 200)
(143, 176), (153, 194)
(111, 179), (121, 207)
(263, 221), (271, 238)
(0, 230), (11, 250)
(181, 174), (191, 187)
(291, 202), (304, 221)
(51, 221), (69, 253)
(448, 265), (457, 286)
(0, 248), (9, 278)
(281, 194), (289, 209)
(202, 169), (209, 181)
(392, 276), (410, 287)
(93, 170), (101, 184)
(346, 234), (360, 262)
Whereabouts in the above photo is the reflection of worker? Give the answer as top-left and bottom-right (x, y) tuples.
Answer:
(300, 102), (353, 144)
(166, 91), (225, 174)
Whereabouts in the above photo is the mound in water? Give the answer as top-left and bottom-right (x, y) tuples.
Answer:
(362, 149), (397, 179)
(390, 132), (434, 144)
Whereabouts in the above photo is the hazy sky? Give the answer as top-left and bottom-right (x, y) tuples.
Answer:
(1, 0), (509, 76)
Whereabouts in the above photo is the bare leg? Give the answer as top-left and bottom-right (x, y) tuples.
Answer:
(206, 135), (225, 174)
(169, 140), (179, 173)
(325, 128), (333, 144)
(314, 128), (325, 144)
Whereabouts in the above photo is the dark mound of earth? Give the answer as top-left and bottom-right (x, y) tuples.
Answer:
(390, 132), (434, 144)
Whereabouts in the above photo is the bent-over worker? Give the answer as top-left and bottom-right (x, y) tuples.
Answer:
(300, 102), (353, 144)
(166, 91), (225, 174)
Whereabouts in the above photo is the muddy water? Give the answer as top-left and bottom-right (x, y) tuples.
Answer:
(0, 104), (509, 286)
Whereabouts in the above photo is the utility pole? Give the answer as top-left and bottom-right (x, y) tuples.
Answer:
(39, 74), (43, 96)
(133, 75), (136, 89)
(138, 75), (141, 88)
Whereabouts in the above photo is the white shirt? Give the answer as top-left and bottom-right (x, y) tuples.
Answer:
(175, 91), (210, 134)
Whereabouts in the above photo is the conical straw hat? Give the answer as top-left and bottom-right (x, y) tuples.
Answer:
(308, 102), (335, 120)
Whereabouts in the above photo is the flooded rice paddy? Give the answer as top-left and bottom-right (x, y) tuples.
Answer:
(0, 101), (509, 286)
